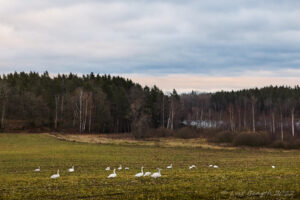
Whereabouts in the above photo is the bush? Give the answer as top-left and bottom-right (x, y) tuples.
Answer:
(208, 131), (234, 143)
(174, 127), (201, 139)
(131, 114), (151, 139)
(135, 127), (173, 138)
(149, 127), (173, 138)
(288, 139), (300, 149)
(233, 132), (271, 147)
(270, 140), (286, 149)
(270, 139), (300, 149)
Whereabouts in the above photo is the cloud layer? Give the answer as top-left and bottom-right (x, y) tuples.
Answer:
(126, 69), (300, 93)
(0, 0), (300, 90)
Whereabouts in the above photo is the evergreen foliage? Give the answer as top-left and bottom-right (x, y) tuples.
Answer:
(0, 72), (170, 133)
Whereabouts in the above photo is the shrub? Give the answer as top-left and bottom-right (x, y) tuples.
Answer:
(270, 140), (286, 149)
(131, 114), (151, 139)
(135, 127), (173, 138)
(233, 132), (271, 147)
(270, 139), (300, 149)
(174, 127), (200, 139)
(289, 139), (300, 149)
(149, 127), (173, 138)
(209, 131), (234, 143)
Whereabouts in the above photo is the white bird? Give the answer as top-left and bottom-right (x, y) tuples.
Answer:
(34, 166), (40, 172)
(272, 165), (275, 169)
(68, 165), (74, 172)
(118, 165), (122, 170)
(151, 168), (162, 178)
(189, 165), (196, 169)
(105, 167), (110, 171)
(135, 167), (144, 177)
(125, 167), (129, 170)
(108, 168), (117, 178)
(50, 170), (60, 179)
(144, 172), (151, 176)
(167, 164), (172, 169)
(213, 165), (219, 168)
(209, 165), (213, 167)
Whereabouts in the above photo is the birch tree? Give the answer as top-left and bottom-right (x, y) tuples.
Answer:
(54, 95), (59, 129)
(0, 83), (9, 129)
(250, 96), (257, 133)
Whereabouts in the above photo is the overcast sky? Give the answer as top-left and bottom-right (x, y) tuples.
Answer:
(1, 0), (300, 92)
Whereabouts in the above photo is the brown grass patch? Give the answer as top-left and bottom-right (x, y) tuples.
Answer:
(47, 133), (238, 150)
(45, 133), (300, 152)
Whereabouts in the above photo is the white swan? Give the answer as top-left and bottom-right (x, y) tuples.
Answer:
(125, 167), (129, 170)
(151, 168), (161, 178)
(118, 165), (122, 170)
(135, 167), (144, 177)
(68, 165), (74, 172)
(213, 165), (219, 168)
(34, 166), (40, 172)
(167, 164), (172, 169)
(105, 167), (110, 171)
(272, 165), (275, 169)
(50, 170), (60, 179)
(144, 172), (151, 176)
(209, 165), (213, 167)
(189, 165), (196, 169)
(108, 169), (117, 178)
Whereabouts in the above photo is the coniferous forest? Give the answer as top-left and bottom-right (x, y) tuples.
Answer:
(0, 72), (299, 147)
(0, 72), (176, 134)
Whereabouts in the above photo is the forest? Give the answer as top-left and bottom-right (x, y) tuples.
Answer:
(0, 72), (178, 134)
(0, 72), (299, 147)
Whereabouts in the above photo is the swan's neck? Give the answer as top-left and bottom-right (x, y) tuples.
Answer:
(114, 169), (116, 174)
(141, 168), (143, 173)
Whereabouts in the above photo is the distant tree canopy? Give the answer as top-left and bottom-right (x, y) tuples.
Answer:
(181, 86), (300, 141)
(0, 72), (177, 133)
(0, 72), (299, 142)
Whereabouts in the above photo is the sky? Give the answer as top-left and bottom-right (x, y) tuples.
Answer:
(1, 0), (300, 92)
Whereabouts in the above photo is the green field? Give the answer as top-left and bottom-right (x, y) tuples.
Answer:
(0, 134), (299, 200)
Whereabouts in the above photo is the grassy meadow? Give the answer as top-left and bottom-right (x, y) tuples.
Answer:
(0, 134), (299, 200)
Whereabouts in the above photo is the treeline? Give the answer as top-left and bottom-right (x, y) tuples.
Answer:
(0, 72), (180, 134)
(0, 72), (300, 146)
(181, 87), (300, 143)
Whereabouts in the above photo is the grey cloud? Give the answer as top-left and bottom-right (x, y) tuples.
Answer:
(0, 0), (300, 75)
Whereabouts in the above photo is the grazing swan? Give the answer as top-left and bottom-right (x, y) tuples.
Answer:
(108, 169), (117, 178)
(167, 164), (172, 169)
(68, 165), (74, 172)
(105, 167), (110, 171)
(50, 170), (60, 179)
(209, 165), (213, 167)
(118, 165), (122, 170)
(34, 166), (40, 172)
(272, 165), (275, 169)
(125, 167), (129, 170)
(213, 165), (219, 168)
(144, 171), (151, 176)
(189, 165), (196, 169)
(151, 168), (161, 178)
(135, 167), (144, 177)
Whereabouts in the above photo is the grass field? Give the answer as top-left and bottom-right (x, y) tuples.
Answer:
(0, 134), (299, 200)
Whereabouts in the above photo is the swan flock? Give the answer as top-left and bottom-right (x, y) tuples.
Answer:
(35, 163), (276, 180)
